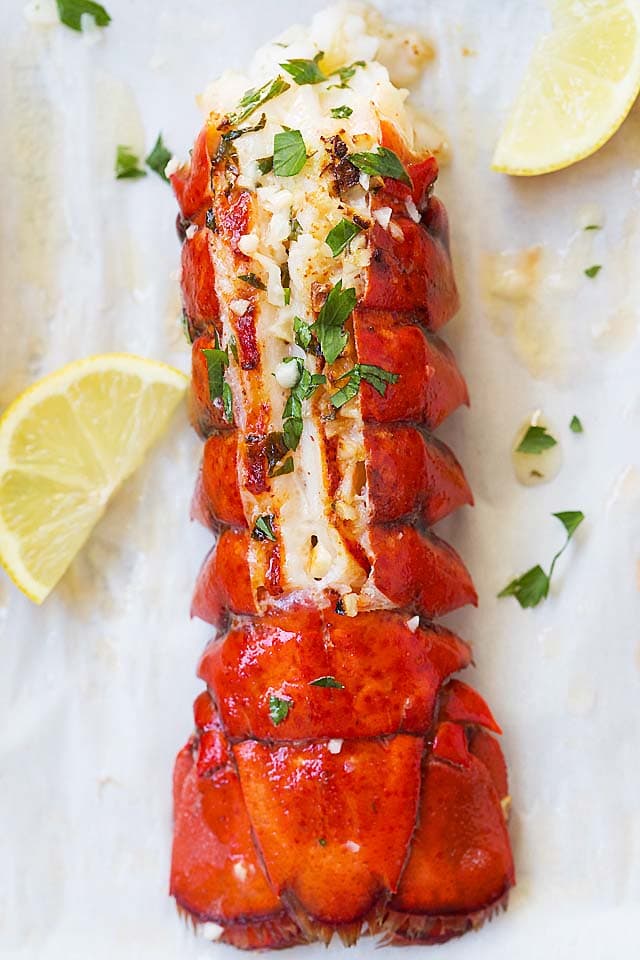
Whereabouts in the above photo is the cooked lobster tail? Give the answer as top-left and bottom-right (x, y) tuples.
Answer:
(169, 13), (514, 949)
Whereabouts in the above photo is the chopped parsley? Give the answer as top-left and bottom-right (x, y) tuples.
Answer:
(56, 0), (111, 31)
(312, 280), (356, 364)
(238, 273), (266, 290)
(273, 129), (307, 177)
(269, 694), (292, 725)
(222, 382), (233, 422)
(257, 155), (274, 175)
(271, 457), (294, 476)
(294, 316), (312, 350)
(498, 510), (585, 609)
(280, 52), (327, 85)
(516, 425), (558, 455)
(318, 837), (328, 847)
(282, 362), (326, 451)
(289, 217), (302, 241)
(115, 145), (146, 180)
(584, 224), (601, 231)
(201, 346), (229, 404)
(584, 264), (602, 278)
(350, 146), (412, 187)
(217, 115), (267, 161)
(252, 515), (276, 542)
(227, 76), (290, 127)
(229, 335), (238, 362)
(331, 364), (399, 409)
(331, 105), (353, 119)
(145, 133), (173, 181)
(284, 287), (291, 305)
(309, 676), (345, 688)
(329, 60), (366, 89)
(325, 218), (363, 257)
(569, 415), (584, 434)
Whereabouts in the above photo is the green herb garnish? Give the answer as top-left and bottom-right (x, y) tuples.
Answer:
(584, 264), (602, 278)
(312, 280), (356, 363)
(146, 133), (173, 181)
(331, 105), (353, 119)
(329, 60), (366, 89)
(309, 676), (345, 688)
(115, 146), (146, 180)
(284, 288), (291, 305)
(229, 336), (238, 362)
(238, 273), (266, 290)
(498, 511), (585, 609)
(280, 52), (326, 85)
(56, 0), (110, 31)
(269, 694), (292, 725)
(228, 76), (290, 127)
(282, 363), (326, 451)
(289, 217), (302, 241)
(273, 129), (307, 177)
(294, 316), (312, 350)
(325, 218), (363, 257)
(584, 224), (601, 231)
(569, 415), (583, 433)
(331, 364), (399, 409)
(350, 146), (411, 187)
(252, 514), (277, 542)
(271, 456), (294, 476)
(201, 346), (229, 403)
(516, 425), (557, 454)
(318, 837), (328, 846)
(222, 382), (233, 423)
(257, 155), (274, 175)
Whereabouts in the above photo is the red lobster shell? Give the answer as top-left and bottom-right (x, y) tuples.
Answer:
(169, 103), (514, 949)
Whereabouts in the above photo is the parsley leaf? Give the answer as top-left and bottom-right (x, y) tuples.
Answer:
(516, 425), (557, 454)
(56, 0), (110, 31)
(289, 217), (302, 241)
(331, 105), (353, 119)
(312, 280), (356, 363)
(238, 273), (266, 290)
(222, 382), (233, 423)
(294, 316), (312, 350)
(282, 365), (325, 450)
(569, 415), (583, 433)
(280, 52), (326, 85)
(201, 347), (229, 402)
(585, 264), (602, 278)
(115, 145), (146, 180)
(257, 155), (274, 175)
(228, 76), (290, 127)
(584, 224), (601, 231)
(271, 456), (294, 476)
(331, 363), (399, 408)
(283, 417), (303, 451)
(146, 133), (173, 181)
(329, 60), (366, 89)
(350, 146), (411, 187)
(325, 218), (363, 257)
(273, 129), (307, 177)
(269, 694), (292, 725)
(309, 676), (345, 688)
(252, 514), (276, 542)
(498, 510), (585, 609)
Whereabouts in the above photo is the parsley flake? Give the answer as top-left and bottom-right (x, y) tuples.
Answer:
(269, 694), (292, 725)
(282, 364), (326, 451)
(318, 837), (328, 847)
(146, 133), (173, 181)
(294, 316), (312, 350)
(222, 382), (233, 423)
(252, 515), (277, 542)
(115, 145), (146, 180)
(257, 155), (274, 175)
(280, 52), (327, 85)
(56, 0), (110, 31)
(569, 415), (583, 434)
(516, 425), (558, 455)
(584, 264), (602, 278)
(584, 224), (601, 231)
(331, 105), (353, 119)
(331, 364), (399, 409)
(228, 76), (290, 127)
(201, 346), (229, 403)
(309, 676), (345, 688)
(238, 273), (266, 291)
(350, 146), (411, 187)
(329, 60), (366, 89)
(325, 218), (363, 257)
(498, 510), (585, 609)
(270, 457), (294, 476)
(312, 280), (356, 363)
(273, 129), (308, 177)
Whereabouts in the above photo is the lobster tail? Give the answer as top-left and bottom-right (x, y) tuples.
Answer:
(169, 8), (514, 949)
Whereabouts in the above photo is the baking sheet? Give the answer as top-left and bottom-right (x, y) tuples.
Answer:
(1, 1), (639, 957)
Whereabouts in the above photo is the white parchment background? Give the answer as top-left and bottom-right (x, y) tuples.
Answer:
(1, 1), (639, 958)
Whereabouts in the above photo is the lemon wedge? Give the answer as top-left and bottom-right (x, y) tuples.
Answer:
(0, 354), (188, 603)
(492, 0), (640, 175)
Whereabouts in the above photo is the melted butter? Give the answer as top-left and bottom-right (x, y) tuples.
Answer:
(512, 411), (562, 486)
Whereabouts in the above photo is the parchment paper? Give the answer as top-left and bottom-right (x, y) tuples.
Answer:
(1, 1), (639, 958)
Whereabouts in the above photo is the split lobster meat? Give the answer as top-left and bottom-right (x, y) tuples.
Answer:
(168, 40), (514, 949)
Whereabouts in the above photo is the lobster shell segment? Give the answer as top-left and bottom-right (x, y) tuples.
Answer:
(170, 10), (514, 949)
